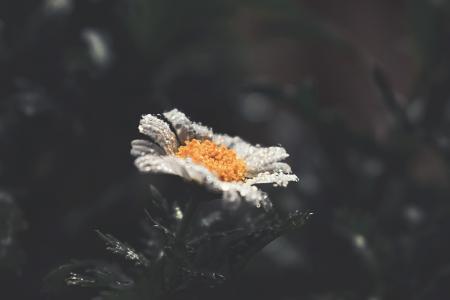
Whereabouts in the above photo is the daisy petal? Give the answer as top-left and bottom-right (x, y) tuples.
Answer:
(135, 153), (273, 209)
(132, 109), (298, 209)
(130, 139), (164, 157)
(212, 134), (254, 157)
(217, 181), (272, 210)
(244, 147), (289, 173)
(138, 114), (178, 155)
(135, 155), (215, 183)
(163, 109), (213, 143)
(246, 172), (299, 187)
(256, 162), (292, 174)
(171, 162), (273, 209)
(212, 134), (289, 171)
(134, 155), (181, 175)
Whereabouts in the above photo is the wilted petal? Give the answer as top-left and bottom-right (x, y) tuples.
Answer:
(245, 172), (299, 187)
(130, 139), (164, 157)
(138, 114), (178, 154)
(163, 109), (213, 143)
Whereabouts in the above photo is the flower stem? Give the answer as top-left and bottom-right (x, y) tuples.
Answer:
(163, 195), (199, 294)
(176, 197), (198, 242)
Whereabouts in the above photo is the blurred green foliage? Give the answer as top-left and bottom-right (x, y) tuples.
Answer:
(1, 0), (450, 299)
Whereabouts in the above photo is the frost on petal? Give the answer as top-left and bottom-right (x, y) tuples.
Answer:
(255, 162), (292, 174)
(166, 158), (272, 208)
(245, 172), (299, 187)
(212, 134), (289, 173)
(130, 139), (164, 157)
(135, 155), (215, 183)
(244, 147), (289, 174)
(163, 109), (213, 143)
(133, 110), (297, 210)
(138, 114), (178, 155)
(218, 182), (272, 210)
(134, 155), (181, 175)
(176, 159), (218, 184)
(212, 134), (254, 158)
(134, 153), (273, 209)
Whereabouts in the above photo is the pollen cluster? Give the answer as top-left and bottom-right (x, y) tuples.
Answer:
(176, 139), (247, 182)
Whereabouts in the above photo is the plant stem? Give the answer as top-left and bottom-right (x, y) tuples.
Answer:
(176, 197), (198, 242)
(163, 195), (199, 294)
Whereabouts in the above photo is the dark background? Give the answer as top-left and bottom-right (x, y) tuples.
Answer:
(1, 0), (450, 299)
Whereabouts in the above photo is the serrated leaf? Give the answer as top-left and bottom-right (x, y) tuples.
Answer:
(227, 211), (312, 274)
(45, 260), (133, 293)
(96, 230), (150, 267)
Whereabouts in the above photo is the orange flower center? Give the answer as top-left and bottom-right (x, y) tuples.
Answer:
(176, 139), (247, 182)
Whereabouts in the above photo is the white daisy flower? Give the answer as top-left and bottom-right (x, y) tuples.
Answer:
(131, 109), (298, 209)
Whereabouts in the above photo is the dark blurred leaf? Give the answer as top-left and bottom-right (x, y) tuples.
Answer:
(122, 0), (233, 61)
(0, 191), (26, 272)
(372, 66), (413, 132)
(149, 185), (170, 215)
(409, 0), (444, 68)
